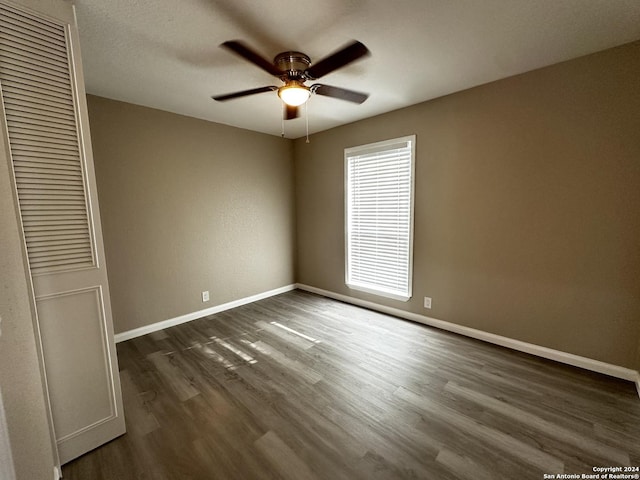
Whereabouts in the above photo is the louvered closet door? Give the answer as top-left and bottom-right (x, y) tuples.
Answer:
(0, 1), (125, 464)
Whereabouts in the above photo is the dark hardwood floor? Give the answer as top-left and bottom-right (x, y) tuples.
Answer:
(63, 290), (640, 479)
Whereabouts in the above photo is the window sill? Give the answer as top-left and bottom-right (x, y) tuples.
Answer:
(346, 283), (411, 302)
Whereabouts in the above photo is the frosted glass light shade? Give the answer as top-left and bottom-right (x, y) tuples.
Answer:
(278, 85), (310, 106)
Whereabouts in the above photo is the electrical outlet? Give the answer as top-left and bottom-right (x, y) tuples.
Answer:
(202, 291), (210, 302)
(424, 296), (432, 309)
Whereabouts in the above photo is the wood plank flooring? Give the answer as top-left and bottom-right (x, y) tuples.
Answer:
(63, 290), (640, 479)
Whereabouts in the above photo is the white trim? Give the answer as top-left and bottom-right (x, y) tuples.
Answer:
(114, 285), (297, 343)
(54, 466), (61, 479)
(296, 283), (639, 383)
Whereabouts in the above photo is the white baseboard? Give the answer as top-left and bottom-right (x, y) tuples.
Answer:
(296, 283), (639, 384)
(114, 284), (296, 343)
(54, 466), (61, 479)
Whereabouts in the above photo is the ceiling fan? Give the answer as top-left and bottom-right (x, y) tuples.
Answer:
(212, 40), (370, 120)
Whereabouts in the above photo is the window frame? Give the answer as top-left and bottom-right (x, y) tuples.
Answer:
(344, 135), (416, 302)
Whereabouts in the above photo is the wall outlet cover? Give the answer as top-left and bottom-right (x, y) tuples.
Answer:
(202, 291), (210, 302)
(424, 297), (432, 309)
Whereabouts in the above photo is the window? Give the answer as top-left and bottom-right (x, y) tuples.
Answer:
(345, 135), (415, 301)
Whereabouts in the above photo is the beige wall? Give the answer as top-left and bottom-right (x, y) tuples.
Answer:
(294, 41), (640, 369)
(87, 96), (296, 334)
(0, 137), (56, 479)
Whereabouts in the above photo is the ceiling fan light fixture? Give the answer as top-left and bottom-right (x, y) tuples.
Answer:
(213, 40), (371, 121)
(278, 83), (310, 107)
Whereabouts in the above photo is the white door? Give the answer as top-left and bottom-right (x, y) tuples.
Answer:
(0, 0), (125, 463)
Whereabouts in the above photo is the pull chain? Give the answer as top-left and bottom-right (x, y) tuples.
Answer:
(305, 100), (310, 143)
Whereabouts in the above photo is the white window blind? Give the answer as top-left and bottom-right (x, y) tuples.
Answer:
(0, 3), (95, 273)
(345, 135), (415, 301)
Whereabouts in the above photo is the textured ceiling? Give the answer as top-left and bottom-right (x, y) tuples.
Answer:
(74, 0), (640, 139)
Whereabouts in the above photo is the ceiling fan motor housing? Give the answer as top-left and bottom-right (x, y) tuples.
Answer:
(274, 52), (311, 80)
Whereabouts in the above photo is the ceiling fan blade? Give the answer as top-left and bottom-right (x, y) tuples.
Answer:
(312, 84), (369, 104)
(212, 86), (277, 101)
(221, 41), (282, 77)
(284, 104), (299, 120)
(305, 41), (370, 79)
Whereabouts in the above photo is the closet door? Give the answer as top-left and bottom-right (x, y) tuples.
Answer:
(0, 1), (125, 463)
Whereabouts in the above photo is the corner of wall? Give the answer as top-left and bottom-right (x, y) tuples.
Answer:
(0, 387), (16, 480)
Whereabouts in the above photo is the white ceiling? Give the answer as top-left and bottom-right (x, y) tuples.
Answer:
(74, 0), (640, 139)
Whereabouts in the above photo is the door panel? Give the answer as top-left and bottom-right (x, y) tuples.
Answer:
(36, 287), (114, 440)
